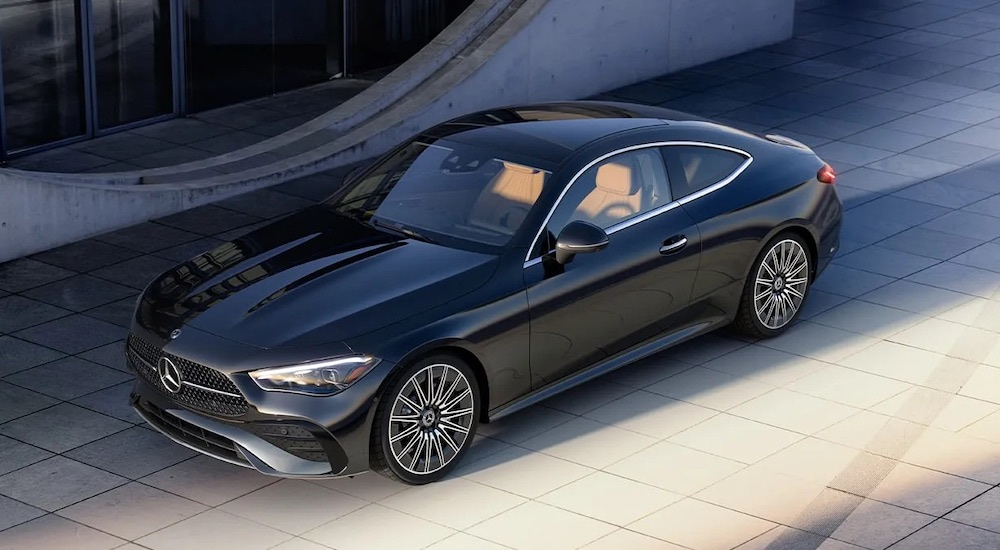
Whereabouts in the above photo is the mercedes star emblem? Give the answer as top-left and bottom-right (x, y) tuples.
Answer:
(169, 329), (182, 340)
(157, 357), (183, 394)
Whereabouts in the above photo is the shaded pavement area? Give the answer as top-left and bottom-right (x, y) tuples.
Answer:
(4, 0), (1000, 548)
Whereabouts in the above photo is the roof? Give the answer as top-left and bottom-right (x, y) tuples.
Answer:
(416, 101), (708, 166)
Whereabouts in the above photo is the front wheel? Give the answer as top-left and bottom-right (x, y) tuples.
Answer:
(370, 354), (480, 485)
(733, 233), (812, 339)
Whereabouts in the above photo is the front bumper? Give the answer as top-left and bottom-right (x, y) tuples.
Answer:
(131, 381), (349, 478)
(126, 325), (394, 479)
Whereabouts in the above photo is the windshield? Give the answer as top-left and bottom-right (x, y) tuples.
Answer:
(325, 140), (551, 249)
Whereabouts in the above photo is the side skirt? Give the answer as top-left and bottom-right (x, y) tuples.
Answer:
(487, 319), (723, 422)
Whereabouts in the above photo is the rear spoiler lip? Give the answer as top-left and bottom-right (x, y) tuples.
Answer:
(764, 133), (815, 152)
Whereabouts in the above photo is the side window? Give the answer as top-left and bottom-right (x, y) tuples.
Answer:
(543, 148), (672, 246)
(661, 145), (748, 200)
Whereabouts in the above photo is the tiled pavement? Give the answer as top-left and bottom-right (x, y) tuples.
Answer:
(5, 0), (1000, 548)
(3, 78), (373, 174)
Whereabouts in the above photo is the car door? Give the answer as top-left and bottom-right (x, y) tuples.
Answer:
(523, 146), (703, 389)
(661, 143), (755, 319)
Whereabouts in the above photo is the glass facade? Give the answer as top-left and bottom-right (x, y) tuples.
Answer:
(1, 0), (88, 151)
(0, 0), (472, 160)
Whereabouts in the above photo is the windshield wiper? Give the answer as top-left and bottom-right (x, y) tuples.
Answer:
(371, 218), (438, 244)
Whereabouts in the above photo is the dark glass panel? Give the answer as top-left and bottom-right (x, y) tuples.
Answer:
(0, 0), (87, 151)
(347, 0), (472, 75)
(183, 0), (342, 113)
(92, 0), (174, 129)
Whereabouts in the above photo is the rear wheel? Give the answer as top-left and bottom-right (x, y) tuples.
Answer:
(733, 233), (811, 339)
(370, 354), (479, 485)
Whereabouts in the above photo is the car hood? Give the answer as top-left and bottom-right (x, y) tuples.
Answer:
(136, 206), (499, 349)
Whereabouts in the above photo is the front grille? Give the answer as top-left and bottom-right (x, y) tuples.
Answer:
(140, 399), (249, 466)
(127, 333), (249, 417)
(243, 423), (329, 462)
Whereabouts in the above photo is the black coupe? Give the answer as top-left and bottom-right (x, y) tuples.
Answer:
(127, 101), (842, 485)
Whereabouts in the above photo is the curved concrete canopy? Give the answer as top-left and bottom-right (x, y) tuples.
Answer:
(0, 0), (794, 262)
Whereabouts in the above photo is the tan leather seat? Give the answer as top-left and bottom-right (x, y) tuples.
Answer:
(469, 162), (546, 232)
(574, 161), (642, 228)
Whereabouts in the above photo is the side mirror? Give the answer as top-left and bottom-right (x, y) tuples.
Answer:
(555, 221), (609, 264)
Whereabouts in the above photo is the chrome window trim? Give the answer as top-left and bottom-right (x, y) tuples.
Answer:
(523, 141), (753, 266)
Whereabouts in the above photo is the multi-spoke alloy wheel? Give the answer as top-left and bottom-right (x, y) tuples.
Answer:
(371, 355), (479, 484)
(734, 233), (812, 338)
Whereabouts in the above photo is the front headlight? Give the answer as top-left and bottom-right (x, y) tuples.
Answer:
(249, 355), (380, 396)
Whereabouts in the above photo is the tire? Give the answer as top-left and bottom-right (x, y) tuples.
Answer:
(370, 353), (480, 485)
(733, 232), (812, 339)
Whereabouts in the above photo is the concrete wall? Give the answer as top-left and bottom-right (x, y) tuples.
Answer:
(0, 0), (794, 262)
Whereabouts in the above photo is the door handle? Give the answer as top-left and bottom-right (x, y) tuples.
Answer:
(659, 236), (688, 255)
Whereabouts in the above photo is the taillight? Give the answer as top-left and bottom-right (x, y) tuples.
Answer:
(817, 163), (836, 185)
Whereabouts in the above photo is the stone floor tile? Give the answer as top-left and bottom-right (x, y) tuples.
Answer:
(13, 315), (124, 354)
(581, 529), (687, 550)
(893, 179), (994, 208)
(20, 274), (135, 312)
(0, 258), (75, 293)
(629, 498), (776, 550)
(77, 340), (128, 372)
(945, 487), (1000, 533)
(758, 321), (880, 363)
(923, 210), (1000, 240)
(64, 426), (197, 479)
(903, 428), (1000, 484)
(0, 382), (58, 424)
(811, 264), (896, 298)
(0, 515), (125, 550)
(868, 462), (990, 516)
(907, 261), (1000, 298)
(380, 476), (524, 531)
(0, 296), (74, 335)
(601, 355), (693, 389)
(0, 456), (127, 512)
(58, 482), (207, 541)
(0, 403), (130, 453)
(0, 435), (52, 477)
(644, 366), (773, 412)
(84, 297), (138, 329)
(703, 344), (828, 386)
(519, 417), (656, 469)
(892, 519), (1000, 549)
(136, 509), (293, 550)
(304, 504), (454, 550)
(830, 499), (934, 550)
(697, 464), (831, 529)
(424, 533), (509, 550)
(476, 405), (575, 445)
(3, 356), (129, 400)
(457, 445), (593, 499)
(877, 227), (985, 260)
(669, 413), (803, 464)
(606, 440), (744, 495)
(467, 501), (617, 550)
(584, 390), (717, 439)
(0, 495), (45, 532)
(71, 382), (141, 424)
(140, 455), (277, 507)
(156, 204), (262, 236)
(0, 336), (65, 377)
(95, 222), (200, 253)
(811, 300), (926, 339)
(860, 279), (977, 316)
(785, 365), (912, 409)
(540, 380), (634, 416)
(538, 471), (680, 526)
(89, 256), (175, 290)
(730, 389), (859, 435)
